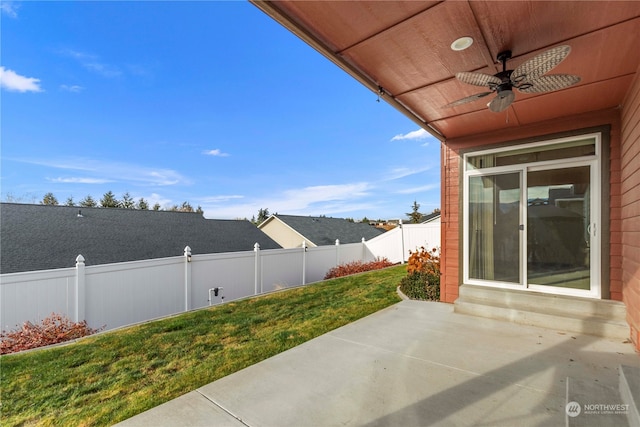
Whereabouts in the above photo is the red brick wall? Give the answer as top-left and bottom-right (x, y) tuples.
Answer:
(440, 144), (460, 303)
(620, 68), (640, 351)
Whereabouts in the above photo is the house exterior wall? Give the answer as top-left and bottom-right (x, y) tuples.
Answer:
(621, 68), (640, 350)
(260, 219), (314, 249)
(441, 108), (624, 306)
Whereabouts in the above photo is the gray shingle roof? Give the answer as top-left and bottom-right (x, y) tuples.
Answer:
(273, 214), (385, 246)
(1, 203), (281, 273)
(420, 212), (441, 223)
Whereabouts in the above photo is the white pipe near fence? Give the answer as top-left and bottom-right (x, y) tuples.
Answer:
(0, 223), (440, 333)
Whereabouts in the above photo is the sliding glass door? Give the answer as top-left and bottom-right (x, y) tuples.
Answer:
(464, 134), (600, 297)
(468, 172), (521, 284)
(527, 166), (591, 291)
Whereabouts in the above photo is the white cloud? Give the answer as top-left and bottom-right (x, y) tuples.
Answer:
(391, 128), (431, 141)
(48, 177), (113, 184)
(60, 84), (84, 93)
(0, 67), (43, 92)
(199, 195), (244, 203)
(396, 183), (440, 194)
(200, 182), (373, 219)
(83, 62), (122, 78)
(17, 157), (190, 187)
(1, 2), (18, 18)
(383, 166), (432, 181)
(58, 48), (122, 78)
(146, 193), (172, 209)
(58, 48), (94, 61)
(283, 183), (370, 206)
(203, 149), (230, 157)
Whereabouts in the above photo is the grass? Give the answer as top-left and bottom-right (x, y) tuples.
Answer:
(1, 265), (406, 426)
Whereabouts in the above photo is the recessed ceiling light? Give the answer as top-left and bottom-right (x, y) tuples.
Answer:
(451, 36), (473, 51)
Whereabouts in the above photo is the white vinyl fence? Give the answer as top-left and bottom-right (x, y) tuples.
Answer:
(366, 222), (441, 264)
(0, 224), (440, 333)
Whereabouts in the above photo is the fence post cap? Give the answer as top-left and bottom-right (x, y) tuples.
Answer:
(254, 242), (260, 251)
(76, 254), (85, 264)
(335, 239), (340, 245)
(184, 246), (192, 255)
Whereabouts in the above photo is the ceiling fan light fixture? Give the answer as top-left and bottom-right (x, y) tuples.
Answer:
(451, 36), (473, 51)
(489, 87), (515, 112)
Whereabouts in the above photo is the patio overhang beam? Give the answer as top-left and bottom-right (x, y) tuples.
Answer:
(250, 0), (446, 142)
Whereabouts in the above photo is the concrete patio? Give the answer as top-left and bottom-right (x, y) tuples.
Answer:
(115, 300), (639, 427)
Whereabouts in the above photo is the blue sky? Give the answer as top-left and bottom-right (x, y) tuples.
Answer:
(1, 1), (440, 221)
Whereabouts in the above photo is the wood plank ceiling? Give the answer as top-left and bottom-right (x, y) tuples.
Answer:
(251, 1), (640, 141)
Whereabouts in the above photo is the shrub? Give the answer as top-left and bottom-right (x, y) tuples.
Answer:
(1, 313), (102, 355)
(324, 258), (394, 279)
(399, 272), (440, 301)
(400, 246), (441, 301)
(407, 246), (440, 276)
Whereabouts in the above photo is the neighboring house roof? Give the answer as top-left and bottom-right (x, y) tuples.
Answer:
(0, 203), (281, 273)
(420, 213), (441, 223)
(259, 214), (384, 248)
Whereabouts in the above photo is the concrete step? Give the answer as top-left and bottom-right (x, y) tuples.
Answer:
(454, 285), (629, 340)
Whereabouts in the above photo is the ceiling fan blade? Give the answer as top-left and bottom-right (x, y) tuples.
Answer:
(456, 72), (501, 87)
(444, 91), (494, 108)
(488, 90), (515, 112)
(511, 45), (571, 83)
(517, 74), (581, 93)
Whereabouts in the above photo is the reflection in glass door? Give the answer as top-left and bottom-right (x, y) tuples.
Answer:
(527, 166), (591, 290)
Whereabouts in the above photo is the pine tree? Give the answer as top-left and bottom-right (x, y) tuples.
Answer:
(41, 192), (59, 205)
(120, 192), (135, 209)
(100, 191), (119, 208)
(137, 197), (149, 210)
(256, 208), (270, 224)
(407, 200), (423, 224)
(79, 195), (97, 207)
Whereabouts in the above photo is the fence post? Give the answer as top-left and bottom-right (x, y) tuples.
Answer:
(254, 243), (261, 294)
(361, 237), (366, 262)
(75, 255), (85, 323)
(184, 246), (192, 311)
(399, 220), (406, 264)
(335, 239), (340, 265)
(302, 241), (307, 286)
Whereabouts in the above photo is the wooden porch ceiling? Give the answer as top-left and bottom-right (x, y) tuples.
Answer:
(251, 1), (640, 141)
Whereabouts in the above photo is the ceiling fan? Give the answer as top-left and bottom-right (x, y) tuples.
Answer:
(445, 45), (581, 112)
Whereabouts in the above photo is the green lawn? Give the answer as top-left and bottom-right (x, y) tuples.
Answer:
(1, 265), (406, 426)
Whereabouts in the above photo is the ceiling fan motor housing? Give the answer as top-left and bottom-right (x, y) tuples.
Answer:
(496, 82), (513, 98)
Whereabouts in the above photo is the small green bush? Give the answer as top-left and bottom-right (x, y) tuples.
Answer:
(399, 271), (440, 301)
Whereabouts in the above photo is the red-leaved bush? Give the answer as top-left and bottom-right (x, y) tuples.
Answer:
(324, 258), (394, 279)
(1, 313), (103, 355)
